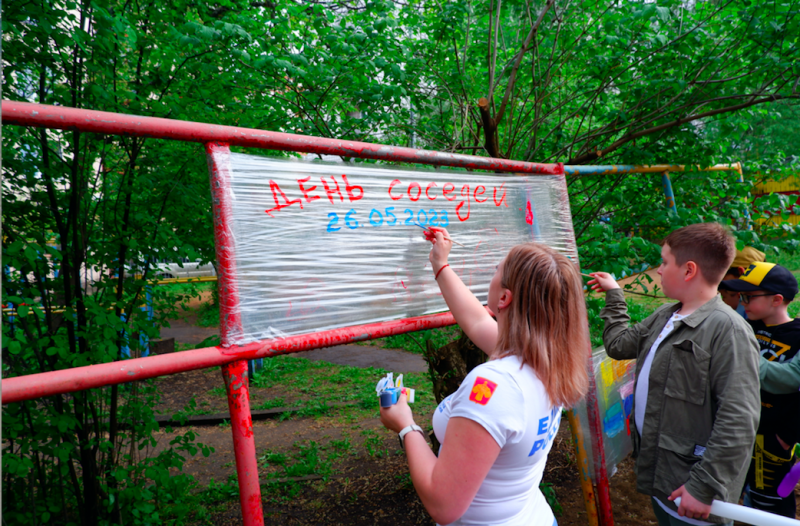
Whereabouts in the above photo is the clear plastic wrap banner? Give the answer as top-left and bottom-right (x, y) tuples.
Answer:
(575, 347), (636, 480)
(220, 153), (576, 344)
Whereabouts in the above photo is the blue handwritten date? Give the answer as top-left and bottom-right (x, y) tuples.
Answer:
(327, 207), (449, 232)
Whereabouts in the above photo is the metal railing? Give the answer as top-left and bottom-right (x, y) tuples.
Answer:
(7, 99), (738, 526)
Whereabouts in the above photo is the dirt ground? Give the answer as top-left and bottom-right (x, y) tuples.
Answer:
(152, 366), (657, 525)
(150, 291), (798, 525)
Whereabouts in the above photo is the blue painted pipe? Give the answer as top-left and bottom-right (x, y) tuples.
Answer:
(661, 172), (678, 215)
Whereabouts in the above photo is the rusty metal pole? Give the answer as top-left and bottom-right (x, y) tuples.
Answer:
(554, 174), (614, 526)
(2, 101), (562, 175)
(207, 142), (264, 526)
(567, 410), (600, 526)
(221, 360), (261, 524)
(2, 310), (462, 404)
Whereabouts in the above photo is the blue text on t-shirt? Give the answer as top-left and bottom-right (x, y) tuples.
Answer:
(529, 406), (561, 456)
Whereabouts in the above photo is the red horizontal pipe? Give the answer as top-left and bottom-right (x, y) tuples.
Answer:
(2, 101), (563, 175)
(3, 310), (460, 404)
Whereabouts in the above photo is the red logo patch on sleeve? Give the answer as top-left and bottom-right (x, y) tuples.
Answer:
(469, 377), (497, 405)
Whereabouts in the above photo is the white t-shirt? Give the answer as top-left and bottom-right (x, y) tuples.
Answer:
(634, 311), (687, 436)
(432, 354), (561, 526)
(635, 311), (712, 526)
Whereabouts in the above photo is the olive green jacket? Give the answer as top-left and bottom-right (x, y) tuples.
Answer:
(760, 354), (800, 394)
(600, 289), (760, 521)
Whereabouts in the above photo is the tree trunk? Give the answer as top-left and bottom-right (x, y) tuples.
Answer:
(477, 98), (501, 158)
(422, 331), (487, 452)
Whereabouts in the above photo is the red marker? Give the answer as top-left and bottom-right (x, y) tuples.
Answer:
(415, 224), (465, 247)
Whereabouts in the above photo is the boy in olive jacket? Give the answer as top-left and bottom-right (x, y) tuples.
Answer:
(589, 223), (760, 526)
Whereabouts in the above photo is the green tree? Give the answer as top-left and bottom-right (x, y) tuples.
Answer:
(2, 0), (230, 522)
(4, 0), (800, 523)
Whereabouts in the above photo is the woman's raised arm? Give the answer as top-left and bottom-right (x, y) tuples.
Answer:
(428, 228), (499, 355)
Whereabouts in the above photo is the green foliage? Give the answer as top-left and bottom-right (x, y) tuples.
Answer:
(204, 477), (240, 503)
(4, 0), (800, 521)
(540, 482), (563, 516)
(197, 302), (221, 328)
(171, 397), (214, 424)
(774, 250), (800, 273)
(373, 325), (462, 355)
(250, 355), (386, 413)
(586, 296), (660, 348)
(3, 0), (221, 520)
(241, 355), (438, 421)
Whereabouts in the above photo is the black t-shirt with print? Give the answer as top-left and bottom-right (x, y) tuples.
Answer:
(749, 317), (800, 444)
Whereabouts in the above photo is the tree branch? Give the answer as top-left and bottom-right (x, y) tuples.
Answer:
(568, 94), (800, 165)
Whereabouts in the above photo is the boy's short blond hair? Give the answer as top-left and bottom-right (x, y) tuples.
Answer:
(662, 223), (735, 285)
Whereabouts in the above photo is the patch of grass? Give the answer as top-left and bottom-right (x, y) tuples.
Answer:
(198, 475), (239, 504)
(171, 397), (213, 423)
(372, 325), (462, 355)
(283, 399), (332, 420)
(253, 397), (286, 410)
(325, 438), (355, 461)
(773, 249), (800, 272)
(161, 281), (216, 294)
(394, 472), (413, 489)
(233, 355), (437, 424)
(208, 386), (227, 397)
(160, 281), (214, 314)
(259, 450), (288, 467)
(361, 429), (390, 458)
(260, 441), (333, 501)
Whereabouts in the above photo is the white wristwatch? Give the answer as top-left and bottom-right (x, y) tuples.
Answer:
(398, 424), (425, 448)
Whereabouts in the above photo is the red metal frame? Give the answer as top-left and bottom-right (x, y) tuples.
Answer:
(205, 142), (264, 524)
(3, 310), (460, 404)
(206, 142), (244, 346)
(2, 100), (614, 526)
(2, 101), (563, 175)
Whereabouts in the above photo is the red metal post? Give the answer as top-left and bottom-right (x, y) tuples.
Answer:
(206, 142), (264, 526)
(2, 101), (563, 175)
(206, 142), (243, 346)
(222, 360), (262, 526)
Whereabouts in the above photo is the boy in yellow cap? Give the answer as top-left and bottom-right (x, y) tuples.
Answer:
(718, 247), (765, 317)
(719, 262), (799, 518)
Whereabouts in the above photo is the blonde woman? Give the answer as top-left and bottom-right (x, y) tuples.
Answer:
(380, 229), (589, 526)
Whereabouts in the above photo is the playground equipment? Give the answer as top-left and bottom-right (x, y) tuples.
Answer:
(1, 100), (750, 526)
(753, 174), (800, 227)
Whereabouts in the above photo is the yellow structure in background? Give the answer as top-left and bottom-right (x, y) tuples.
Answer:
(752, 174), (800, 227)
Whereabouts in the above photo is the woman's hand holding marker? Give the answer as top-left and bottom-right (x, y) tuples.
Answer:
(418, 224), (465, 247)
(379, 390), (415, 433)
(586, 272), (621, 293)
(426, 227), (452, 278)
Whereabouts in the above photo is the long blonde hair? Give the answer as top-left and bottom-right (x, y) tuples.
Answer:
(496, 243), (589, 408)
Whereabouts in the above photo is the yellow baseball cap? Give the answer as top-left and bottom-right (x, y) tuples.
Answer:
(730, 247), (765, 269)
